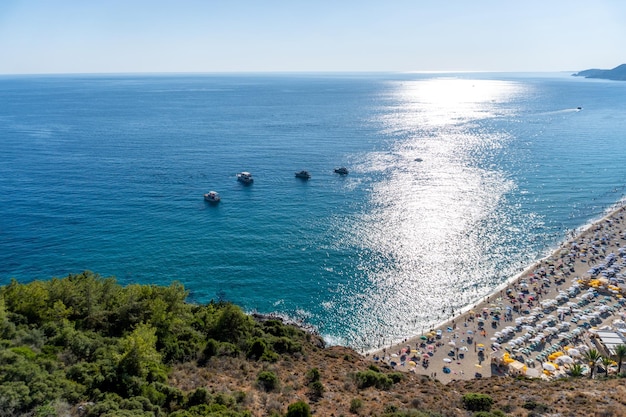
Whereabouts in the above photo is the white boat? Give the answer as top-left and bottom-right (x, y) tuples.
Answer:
(203, 191), (221, 203)
(237, 171), (254, 184)
(295, 170), (311, 179)
(334, 167), (348, 175)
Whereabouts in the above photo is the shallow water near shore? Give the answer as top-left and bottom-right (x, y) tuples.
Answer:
(2, 72), (626, 350)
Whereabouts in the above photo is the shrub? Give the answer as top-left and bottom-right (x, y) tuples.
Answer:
(208, 304), (253, 345)
(272, 336), (302, 354)
(260, 349), (279, 363)
(462, 393), (494, 412)
(349, 398), (363, 414)
(305, 368), (321, 384)
(355, 370), (392, 390)
(204, 338), (220, 356)
(473, 411), (507, 417)
(522, 401), (549, 412)
(286, 400), (311, 417)
(257, 371), (279, 392)
(217, 342), (240, 357)
(308, 381), (325, 399)
(388, 372), (405, 384)
(186, 387), (209, 407)
(246, 339), (267, 360)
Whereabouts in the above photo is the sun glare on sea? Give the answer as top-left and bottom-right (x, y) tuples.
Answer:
(331, 76), (529, 349)
(388, 77), (523, 128)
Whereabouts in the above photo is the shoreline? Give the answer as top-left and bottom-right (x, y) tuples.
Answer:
(369, 203), (626, 383)
(364, 203), (621, 355)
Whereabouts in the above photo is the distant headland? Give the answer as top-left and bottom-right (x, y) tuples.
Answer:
(573, 63), (626, 81)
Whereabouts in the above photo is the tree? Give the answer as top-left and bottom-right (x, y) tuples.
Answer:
(614, 344), (626, 375)
(208, 304), (253, 345)
(601, 355), (613, 377)
(117, 323), (165, 383)
(583, 349), (602, 379)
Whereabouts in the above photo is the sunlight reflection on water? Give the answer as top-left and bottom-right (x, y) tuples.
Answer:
(325, 78), (542, 350)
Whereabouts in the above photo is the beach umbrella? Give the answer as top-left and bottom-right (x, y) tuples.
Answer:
(556, 355), (574, 364)
(467, 330), (474, 335)
(408, 361), (416, 366)
(443, 358), (452, 363)
(568, 348), (581, 357)
(427, 345), (434, 350)
(613, 319), (626, 328)
(422, 353), (430, 359)
(459, 346), (469, 352)
(475, 364), (482, 368)
(448, 341), (456, 347)
(542, 362), (556, 372)
(411, 349), (418, 353)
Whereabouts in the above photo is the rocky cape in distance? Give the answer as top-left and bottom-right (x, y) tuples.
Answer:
(573, 63), (626, 80)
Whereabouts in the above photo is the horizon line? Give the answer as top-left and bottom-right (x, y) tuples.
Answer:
(0, 69), (580, 77)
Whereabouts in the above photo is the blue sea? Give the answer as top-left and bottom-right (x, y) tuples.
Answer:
(2, 72), (626, 350)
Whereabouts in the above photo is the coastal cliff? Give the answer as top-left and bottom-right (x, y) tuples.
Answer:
(573, 63), (626, 80)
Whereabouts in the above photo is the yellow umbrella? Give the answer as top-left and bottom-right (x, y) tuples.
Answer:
(477, 343), (485, 348)
(475, 364), (482, 368)
(408, 361), (416, 366)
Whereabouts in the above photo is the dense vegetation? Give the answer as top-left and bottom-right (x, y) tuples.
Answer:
(3, 272), (626, 417)
(0, 272), (314, 417)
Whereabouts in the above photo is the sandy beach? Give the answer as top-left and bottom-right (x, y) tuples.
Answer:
(370, 205), (626, 384)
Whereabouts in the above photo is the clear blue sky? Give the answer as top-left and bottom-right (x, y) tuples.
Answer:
(1, 0), (624, 74)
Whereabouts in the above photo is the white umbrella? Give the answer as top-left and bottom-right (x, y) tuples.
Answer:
(542, 362), (556, 371)
(443, 358), (452, 363)
(613, 319), (626, 328)
(556, 355), (574, 364)
(568, 348), (581, 357)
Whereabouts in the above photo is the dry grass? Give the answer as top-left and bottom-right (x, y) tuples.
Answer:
(168, 338), (626, 416)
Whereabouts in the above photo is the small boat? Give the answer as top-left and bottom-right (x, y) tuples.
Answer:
(203, 191), (221, 203)
(295, 170), (311, 179)
(237, 171), (254, 184)
(334, 167), (349, 175)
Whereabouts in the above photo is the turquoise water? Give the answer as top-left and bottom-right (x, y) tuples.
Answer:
(2, 72), (626, 350)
